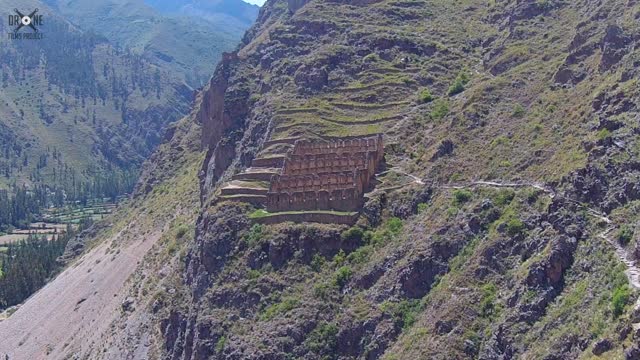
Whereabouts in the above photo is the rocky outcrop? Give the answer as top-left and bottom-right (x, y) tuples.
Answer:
(287, 0), (309, 13)
(592, 338), (613, 356)
(294, 64), (328, 92)
(186, 203), (251, 296)
(198, 52), (250, 202)
(599, 24), (631, 72)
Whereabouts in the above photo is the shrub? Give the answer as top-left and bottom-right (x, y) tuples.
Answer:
(512, 104), (525, 118)
(431, 99), (449, 119)
(617, 226), (634, 246)
(387, 217), (403, 235)
(247, 269), (261, 280)
(418, 88), (433, 103)
(245, 224), (263, 246)
(612, 284), (630, 317)
(306, 322), (338, 354)
(341, 226), (364, 242)
(381, 299), (422, 329)
(347, 246), (371, 264)
(165, 239), (178, 254)
(506, 218), (525, 236)
(313, 282), (332, 300)
(310, 254), (326, 272)
(447, 72), (469, 96)
(596, 128), (612, 141)
(524, 189), (539, 203)
(480, 283), (498, 317)
(334, 266), (353, 288)
(261, 297), (300, 321)
(363, 53), (380, 63)
(494, 189), (515, 206)
(333, 250), (346, 266)
(175, 225), (189, 239)
(215, 336), (226, 353)
(417, 203), (428, 213)
(453, 189), (473, 206)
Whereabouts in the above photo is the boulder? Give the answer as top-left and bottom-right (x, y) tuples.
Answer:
(591, 338), (613, 356)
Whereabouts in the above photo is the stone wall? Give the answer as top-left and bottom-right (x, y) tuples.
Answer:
(266, 135), (383, 212)
(282, 151), (377, 177)
(266, 188), (361, 212)
(254, 211), (359, 225)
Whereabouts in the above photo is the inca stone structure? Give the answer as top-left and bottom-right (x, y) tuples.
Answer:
(219, 134), (384, 219)
(266, 135), (384, 212)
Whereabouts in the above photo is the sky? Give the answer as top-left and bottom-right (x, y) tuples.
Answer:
(243, 0), (265, 6)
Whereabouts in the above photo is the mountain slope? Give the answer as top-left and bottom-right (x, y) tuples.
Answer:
(3, 0), (640, 359)
(0, 107), (203, 359)
(46, 0), (258, 87)
(161, 0), (640, 358)
(0, 0), (192, 196)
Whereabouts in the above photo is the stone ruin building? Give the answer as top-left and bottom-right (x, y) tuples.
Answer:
(218, 134), (384, 221)
(266, 135), (383, 212)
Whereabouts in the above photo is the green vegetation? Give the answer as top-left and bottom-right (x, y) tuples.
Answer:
(175, 225), (190, 239)
(512, 104), (526, 118)
(364, 217), (405, 248)
(0, 187), (42, 232)
(505, 218), (526, 236)
(245, 224), (264, 246)
(347, 246), (371, 264)
(453, 189), (473, 206)
(334, 266), (353, 288)
(611, 284), (631, 317)
(479, 283), (500, 318)
(596, 128), (612, 141)
(0, 220), (91, 309)
(341, 226), (364, 242)
(311, 254), (326, 272)
(417, 203), (429, 213)
(381, 299), (422, 329)
(306, 322), (338, 354)
(387, 217), (403, 234)
(431, 99), (450, 119)
(261, 296), (300, 321)
(447, 71), (470, 96)
(215, 336), (226, 353)
(616, 226), (634, 245)
(494, 189), (515, 206)
(418, 88), (434, 103)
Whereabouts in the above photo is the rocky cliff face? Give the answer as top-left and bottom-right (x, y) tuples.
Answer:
(155, 0), (640, 359)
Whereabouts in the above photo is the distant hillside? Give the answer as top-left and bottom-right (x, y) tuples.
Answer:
(44, 0), (258, 87)
(0, 0), (192, 198)
(144, 0), (259, 26)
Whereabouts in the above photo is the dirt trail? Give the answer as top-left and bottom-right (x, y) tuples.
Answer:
(438, 180), (640, 308)
(373, 171), (640, 311)
(0, 220), (160, 360)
